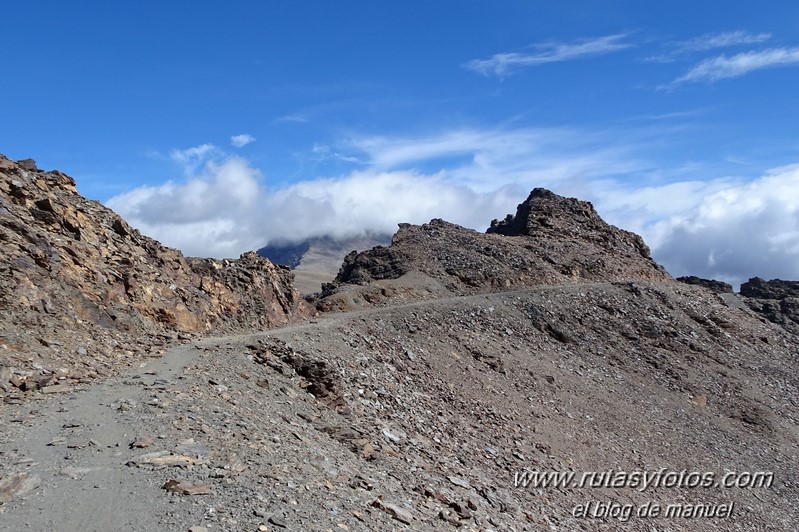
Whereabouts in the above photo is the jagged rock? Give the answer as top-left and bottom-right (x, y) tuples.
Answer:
(677, 275), (733, 293)
(0, 154), (311, 377)
(319, 189), (670, 308)
(16, 159), (39, 172)
(740, 277), (799, 300)
(487, 188), (655, 261)
(740, 277), (799, 332)
(162, 479), (211, 495)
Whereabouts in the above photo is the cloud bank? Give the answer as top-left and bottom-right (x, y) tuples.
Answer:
(108, 133), (799, 288)
(643, 165), (799, 287)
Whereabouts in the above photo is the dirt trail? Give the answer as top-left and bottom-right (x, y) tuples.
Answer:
(0, 345), (204, 531)
(1, 281), (795, 531)
(1, 286), (587, 530)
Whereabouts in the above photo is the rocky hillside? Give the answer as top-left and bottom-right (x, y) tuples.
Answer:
(0, 155), (310, 383)
(319, 188), (671, 309)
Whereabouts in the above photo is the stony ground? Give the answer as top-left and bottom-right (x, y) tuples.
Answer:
(2, 281), (797, 531)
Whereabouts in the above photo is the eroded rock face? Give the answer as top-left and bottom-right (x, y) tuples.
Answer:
(740, 277), (799, 333)
(320, 189), (670, 308)
(0, 155), (310, 374)
(677, 276), (733, 294)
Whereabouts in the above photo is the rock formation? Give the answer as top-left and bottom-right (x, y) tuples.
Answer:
(676, 275), (733, 294)
(740, 277), (799, 333)
(0, 155), (310, 379)
(319, 188), (670, 309)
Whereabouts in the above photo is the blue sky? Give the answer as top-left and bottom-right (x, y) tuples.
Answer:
(3, 1), (799, 286)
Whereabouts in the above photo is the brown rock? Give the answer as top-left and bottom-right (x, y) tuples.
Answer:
(0, 367), (12, 392)
(162, 479), (211, 495)
(371, 499), (414, 524)
(0, 473), (41, 503)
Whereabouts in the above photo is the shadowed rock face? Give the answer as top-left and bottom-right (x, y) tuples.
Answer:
(320, 188), (670, 308)
(0, 154), (310, 372)
(677, 276), (734, 294)
(740, 277), (799, 333)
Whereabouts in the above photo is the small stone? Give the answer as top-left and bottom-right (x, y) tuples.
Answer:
(130, 437), (155, 449)
(0, 473), (41, 503)
(381, 428), (405, 444)
(448, 475), (472, 489)
(693, 394), (708, 407)
(371, 500), (414, 524)
(268, 515), (287, 528)
(162, 479), (211, 495)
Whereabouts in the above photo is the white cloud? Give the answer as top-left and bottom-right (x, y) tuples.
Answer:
(465, 34), (631, 77)
(107, 156), (263, 258)
(343, 127), (647, 191)
(634, 165), (799, 288)
(673, 47), (799, 84)
(107, 156), (523, 258)
(646, 31), (772, 63)
(109, 130), (799, 288)
(231, 134), (256, 148)
(109, 126), (646, 258)
(169, 143), (219, 175)
(274, 115), (310, 124)
(675, 31), (771, 53)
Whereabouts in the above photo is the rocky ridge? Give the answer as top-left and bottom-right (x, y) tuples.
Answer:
(0, 155), (309, 390)
(676, 276), (734, 294)
(319, 188), (671, 310)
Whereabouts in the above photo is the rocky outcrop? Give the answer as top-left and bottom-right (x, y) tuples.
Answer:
(0, 155), (310, 376)
(487, 188), (655, 258)
(319, 189), (670, 308)
(676, 275), (733, 294)
(740, 277), (799, 333)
